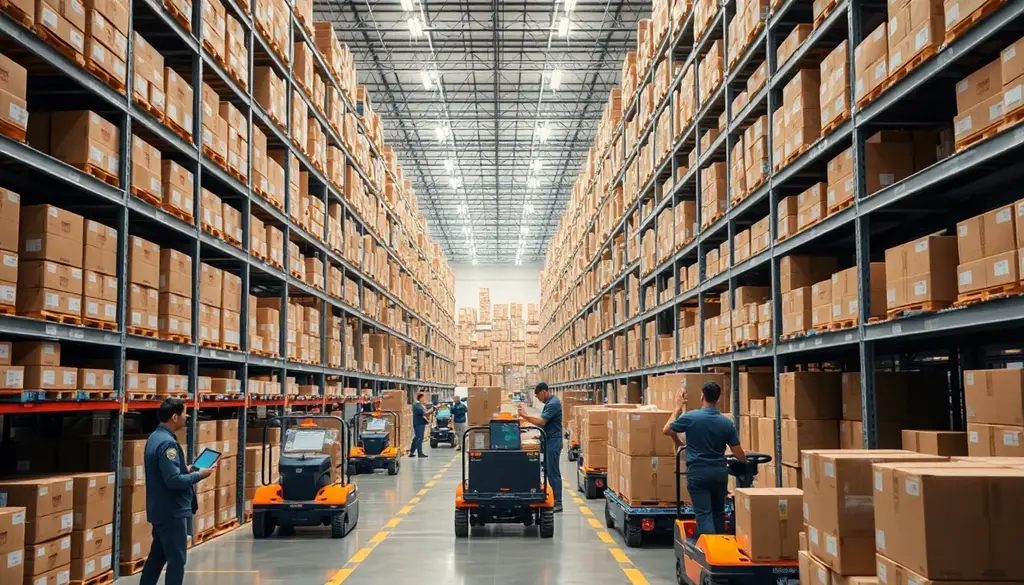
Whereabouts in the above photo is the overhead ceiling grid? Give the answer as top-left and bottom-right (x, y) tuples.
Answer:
(313, 0), (646, 264)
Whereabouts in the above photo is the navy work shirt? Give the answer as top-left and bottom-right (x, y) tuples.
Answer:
(144, 425), (201, 524)
(450, 402), (467, 424)
(540, 396), (563, 447)
(413, 402), (429, 429)
(669, 407), (740, 472)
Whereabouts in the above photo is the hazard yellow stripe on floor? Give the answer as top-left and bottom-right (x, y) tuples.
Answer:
(609, 548), (630, 563)
(417, 489), (428, 496)
(596, 531), (614, 543)
(434, 474), (443, 479)
(588, 518), (602, 529)
(426, 480), (436, 487)
(398, 505), (413, 515)
(573, 497), (584, 504)
(325, 568), (353, 584)
(385, 518), (401, 528)
(623, 568), (649, 585)
(369, 531), (388, 545)
(410, 497), (421, 503)
(349, 548), (372, 564)
(579, 506), (592, 516)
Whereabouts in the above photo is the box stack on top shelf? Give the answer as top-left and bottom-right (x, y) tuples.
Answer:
(455, 287), (540, 394)
(534, 0), (1024, 505)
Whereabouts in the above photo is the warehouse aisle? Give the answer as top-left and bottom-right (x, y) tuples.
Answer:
(116, 447), (679, 584)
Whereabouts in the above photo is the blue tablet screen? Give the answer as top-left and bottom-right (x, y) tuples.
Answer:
(193, 448), (221, 469)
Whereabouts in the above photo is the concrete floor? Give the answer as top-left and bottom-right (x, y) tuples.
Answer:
(119, 443), (680, 585)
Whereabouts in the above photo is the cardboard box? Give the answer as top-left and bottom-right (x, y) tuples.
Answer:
(158, 248), (191, 297)
(13, 341), (60, 366)
(0, 507), (26, 558)
(872, 463), (1024, 579)
(963, 367), (1024, 426)
(50, 111), (119, 178)
(70, 523), (112, 560)
(118, 510), (151, 562)
(734, 488), (802, 561)
(967, 423), (1024, 457)
(616, 453), (686, 504)
(70, 473), (114, 530)
(901, 430), (968, 456)
(69, 550), (111, 582)
(128, 235), (159, 288)
(781, 419), (838, 465)
(25, 535), (71, 577)
(20, 205), (85, 267)
(779, 372), (841, 420)
(955, 58), (1002, 114)
(615, 409), (675, 456)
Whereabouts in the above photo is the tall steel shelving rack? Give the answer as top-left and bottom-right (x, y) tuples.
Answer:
(0, 0), (456, 575)
(541, 0), (1024, 475)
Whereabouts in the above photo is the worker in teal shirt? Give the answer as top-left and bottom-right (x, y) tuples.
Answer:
(518, 382), (563, 512)
(450, 396), (467, 448)
(410, 392), (434, 457)
(663, 381), (746, 539)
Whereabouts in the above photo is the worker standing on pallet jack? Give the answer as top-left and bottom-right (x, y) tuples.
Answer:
(140, 398), (214, 585)
(517, 382), (563, 512)
(663, 382), (746, 539)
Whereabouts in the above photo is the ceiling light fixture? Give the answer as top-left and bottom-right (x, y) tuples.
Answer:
(536, 122), (551, 144)
(471, 258), (479, 265)
(558, 17), (570, 37)
(399, 0), (413, 11)
(531, 159), (543, 174)
(444, 158), (455, 173)
(420, 69), (433, 89)
(549, 68), (563, 91)
(525, 203), (535, 215)
(521, 226), (529, 236)
(527, 176), (540, 189)
(407, 16), (423, 38)
(564, 0), (577, 14)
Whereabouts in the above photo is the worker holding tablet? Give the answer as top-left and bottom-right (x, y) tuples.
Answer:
(139, 398), (215, 585)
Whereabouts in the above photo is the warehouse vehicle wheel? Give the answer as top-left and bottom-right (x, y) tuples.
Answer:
(252, 512), (275, 538)
(430, 438), (438, 448)
(539, 509), (554, 538)
(347, 463), (358, 476)
(278, 524), (295, 537)
(676, 559), (685, 585)
(330, 513), (346, 538)
(388, 460), (399, 475)
(625, 523), (642, 547)
(455, 509), (469, 537)
(605, 504), (614, 528)
(585, 481), (597, 499)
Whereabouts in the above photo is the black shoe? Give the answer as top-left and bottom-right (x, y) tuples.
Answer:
(417, 453), (428, 457)
(553, 506), (563, 513)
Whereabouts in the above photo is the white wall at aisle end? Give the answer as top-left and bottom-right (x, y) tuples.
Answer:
(451, 263), (542, 316)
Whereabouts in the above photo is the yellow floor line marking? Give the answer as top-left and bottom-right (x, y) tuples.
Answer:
(417, 489), (428, 496)
(567, 489), (577, 496)
(385, 518), (401, 528)
(326, 568), (353, 584)
(623, 568), (649, 585)
(579, 505), (593, 516)
(349, 548), (372, 564)
(369, 531), (388, 545)
(573, 497), (584, 504)
(588, 518), (602, 529)
(596, 531), (614, 544)
(609, 547), (630, 563)
(426, 480), (436, 487)
(410, 497), (421, 503)
(434, 474), (443, 479)
(398, 505), (413, 515)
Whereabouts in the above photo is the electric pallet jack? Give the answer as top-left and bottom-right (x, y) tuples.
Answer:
(347, 410), (401, 475)
(576, 453), (607, 499)
(674, 452), (797, 585)
(454, 414), (555, 538)
(429, 405), (456, 448)
(566, 431), (580, 462)
(251, 415), (359, 539)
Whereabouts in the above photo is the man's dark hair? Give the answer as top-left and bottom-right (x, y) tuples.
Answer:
(701, 382), (722, 404)
(157, 397), (187, 422)
(416, 392), (425, 400)
(534, 382), (549, 394)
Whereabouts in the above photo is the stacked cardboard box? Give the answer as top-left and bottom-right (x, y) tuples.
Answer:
(777, 24), (811, 68)
(133, 34), (165, 114)
(608, 409), (682, 503)
(14, 341), (113, 395)
(742, 115), (769, 193)
(226, 14), (248, 88)
(164, 67), (194, 138)
(125, 236), (157, 333)
(854, 23), (888, 105)
(955, 203), (1020, 300)
(84, 0), (128, 90)
(840, 371), (950, 449)
(202, 0), (226, 63)
(255, 66), (287, 127)
(158, 248), (192, 340)
(0, 54), (28, 140)
(0, 506), (25, 584)
(478, 287), (491, 323)
(192, 421), (217, 534)
(963, 368), (1024, 456)
(818, 41), (849, 132)
(780, 256), (838, 336)
(1004, 37), (1024, 121)
(69, 472), (114, 582)
(0, 477), (74, 585)
(779, 372), (841, 472)
(254, 298), (281, 357)
(201, 82), (228, 166)
(737, 371), (773, 454)
(214, 419), (239, 527)
(161, 160), (194, 221)
(700, 162), (726, 225)
(18, 205), (87, 320)
(900, 430), (968, 455)
(735, 488), (803, 562)
(954, 61), (1007, 149)
(884, 234), (958, 314)
(782, 69), (820, 162)
(0, 189), (16, 315)
(199, 263), (222, 345)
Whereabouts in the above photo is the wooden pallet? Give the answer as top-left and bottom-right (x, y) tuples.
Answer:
(131, 186), (161, 207)
(22, 310), (83, 325)
(221, 342), (242, 352)
(0, 116), (26, 143)
(228, 165), (246, 184)
(813, 0), (839, 27)
(36, 25), (85, 67)
(134, 95), (165, 123)
(228, 67), (248, 91)
(886, 301), (951, 320)
(855, 78), (892, 109)
(73, 162), (119, 187)
(201, 222), (225, 239)
(70, 569), (114, 585)
(204, 393), (244, 401)
(199, 339), (222, 349)
(158, 333), (192, 344)
(213, 517), (240, 531)
(82, 317), (117, 331)
(888, 45), (938, 85)
(1001, 107), (1024, 132)
(821, 110), (850, 137)
(827, 198), (854, 216)
(956, 124), (1002, 152)
(700, 210), (724, 229)
(120, 559), (146, 576)
(203, 145), (229, 171)
(779, 331), (809, 342)
(778, 144), (810, 170)
(162, 0), (191, 30)
(0, 0), (32, 28)
(828, 318), (857, 331)
(0, 304), (15, 316)
(127, 326), (158, 338)
(954, 284), (1022, 307)
(161, 202), (194, 224)
(945, 0), (1005, 44)
(40, 390), (117, 401)
(86, 59), (126, 95)
(224, 233), (242, 247)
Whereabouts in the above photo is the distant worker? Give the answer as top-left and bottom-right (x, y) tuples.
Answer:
(410, 392), (435, 457)
(517, 382), (563, 512)
(450, 396), (468, 448)
(663, 381), (746, 539)
(140, 398), (213, 585)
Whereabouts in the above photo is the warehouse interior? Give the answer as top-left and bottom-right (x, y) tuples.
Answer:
(1, 0), (1023, 583)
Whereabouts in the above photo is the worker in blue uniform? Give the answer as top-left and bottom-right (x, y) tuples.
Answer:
(450, 396), (467, 448)
(410, 392), (434, 457)
(140, 398), (213, 585)
(663, 381), (747, 539)
(517, 382), (563, 512)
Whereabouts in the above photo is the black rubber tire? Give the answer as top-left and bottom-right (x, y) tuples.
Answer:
(676, 559), (685, 585)
(330, 513), (346, 538)
(624, 522), (643, 548)
(539, 509), (554, 538)
(347, 463), (358, 476)
(567, 450), (576, 462)
(252, 511), (274, 538)
(604, 503), (614, 528)
(277, 524), (295, 537)
(430, 438), (438, 448)
(454, 508), (469, 537)
(585, 481), (597, 500)
(387, 460), (399, 475)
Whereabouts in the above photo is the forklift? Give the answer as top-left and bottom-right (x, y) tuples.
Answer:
(250, 415), (359, 539)
(430, 405), (456, 448)
(347, 410), (401, 475)
(674, 452), (796, 585)
(454, 414), (555, 538)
